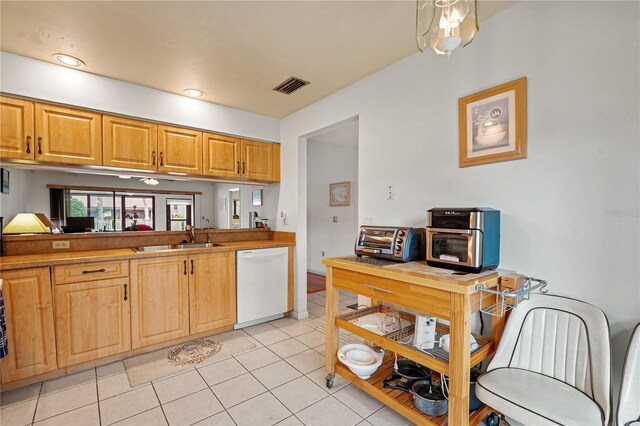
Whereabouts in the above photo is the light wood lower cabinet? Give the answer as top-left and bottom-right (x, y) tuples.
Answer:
(0, 267), (57, 384)
(130, 256), (190, 349)
(189, 252), (236, 334)
(54, 278), (131, 368)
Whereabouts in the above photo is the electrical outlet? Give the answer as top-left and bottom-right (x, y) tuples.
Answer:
(322, 251), (325, 256)
(387, 184), (395, 200)
(332, 216), (338, 223)
(52, 241), (70, 249)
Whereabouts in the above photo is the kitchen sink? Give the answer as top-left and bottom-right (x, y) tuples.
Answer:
(133, 243), (225, 252)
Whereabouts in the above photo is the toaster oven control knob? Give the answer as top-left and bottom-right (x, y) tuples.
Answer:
(397, 238), (403, 244)
(398, 231), (405, 237)
(396, 245), (402, 252)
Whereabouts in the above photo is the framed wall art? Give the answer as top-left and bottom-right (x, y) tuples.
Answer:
(1, 168), (9, 194)
(329, 181), (350, 207)
(252, 189), (263, 206)
(459, 77), (527, 167)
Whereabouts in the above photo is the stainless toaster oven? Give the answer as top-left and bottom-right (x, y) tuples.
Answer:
(355, 226), (426, 262)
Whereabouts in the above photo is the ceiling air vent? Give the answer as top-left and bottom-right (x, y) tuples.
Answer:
(273, 76), (310, 95)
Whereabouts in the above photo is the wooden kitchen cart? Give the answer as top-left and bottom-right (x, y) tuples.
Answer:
(322, 257), (508, 426)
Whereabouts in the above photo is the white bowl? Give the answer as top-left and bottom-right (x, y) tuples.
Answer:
(337, 344), (384, 380)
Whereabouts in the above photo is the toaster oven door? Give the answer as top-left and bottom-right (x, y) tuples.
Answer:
(427, 228), (482, 268)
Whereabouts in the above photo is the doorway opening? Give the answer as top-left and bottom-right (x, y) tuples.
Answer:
(306, 118), (359, 294)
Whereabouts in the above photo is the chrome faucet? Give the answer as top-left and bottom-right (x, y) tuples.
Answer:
(186, 225), (196, 244)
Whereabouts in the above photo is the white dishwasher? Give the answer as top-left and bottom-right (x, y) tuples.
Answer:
(235, 247), (288, 328)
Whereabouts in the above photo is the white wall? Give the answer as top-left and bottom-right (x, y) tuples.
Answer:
(278, 0), (640, 387)
(0, 52), (280, 142)
(307, 141), (358, 274)
(0, 168), (217, 230)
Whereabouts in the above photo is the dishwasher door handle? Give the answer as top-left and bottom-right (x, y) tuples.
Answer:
(239, 252), (286, 260)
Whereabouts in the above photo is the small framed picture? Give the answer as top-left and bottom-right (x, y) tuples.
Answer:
(1, 169), (9, 194)
(329, 182), (350, 207)
(252, 189), (263, 206)
(459, 77), (527, 167)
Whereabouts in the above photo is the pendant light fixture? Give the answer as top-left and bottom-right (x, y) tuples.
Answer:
(416, 0), (478, 57)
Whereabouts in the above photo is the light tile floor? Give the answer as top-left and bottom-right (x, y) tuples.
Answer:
(0, 290), (416, 426)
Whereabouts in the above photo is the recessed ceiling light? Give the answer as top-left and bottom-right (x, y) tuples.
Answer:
(53, 53), (85, 67)
(184, 88), (205, 97)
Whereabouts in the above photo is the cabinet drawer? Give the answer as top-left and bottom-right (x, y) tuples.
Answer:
(333, 268), (452, 320)
(54, 260), (129, 284)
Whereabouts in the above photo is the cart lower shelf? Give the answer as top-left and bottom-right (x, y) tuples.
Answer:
(334, 354), (492, 426)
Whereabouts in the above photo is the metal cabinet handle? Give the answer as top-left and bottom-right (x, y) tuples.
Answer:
(124, 284), (128, 301)
(183, 260), (187, 275)
(363, 284), (392, 294)
(37, 137), (43, 155)
(237, 161), (240, 174)
(26, 136), (31, 154)
(190, 259), (194, 275)
(242, 162), (246, 174)
(160, 152), (164, 166)
(82, 268), (106, 275)
(152, 151), (156, 166)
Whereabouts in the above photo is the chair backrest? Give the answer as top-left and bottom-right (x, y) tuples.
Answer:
(488, 293), (611, 424)
(618, 323), (640, 426)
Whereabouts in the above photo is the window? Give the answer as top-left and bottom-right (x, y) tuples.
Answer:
(166, 199), (193, 231)
(64, 190), (155, 231)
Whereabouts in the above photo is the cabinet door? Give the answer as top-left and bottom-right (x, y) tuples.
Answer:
(203, 132), (241, 178)
(35, 103), (102, 165)
(158, 125), (202, 174)
(240, 139), (273, 181)
(54, 279), (130, 367)
(130, 256), (189, 349)
(0, 96), (35, 160)
(0, 267), (57, 383)
(103, 115), (158, 171)
(189, 252), (236, 334)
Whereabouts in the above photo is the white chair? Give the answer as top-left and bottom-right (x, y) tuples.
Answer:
(617, 323), (640, 426)
(476, 293), (611, 426)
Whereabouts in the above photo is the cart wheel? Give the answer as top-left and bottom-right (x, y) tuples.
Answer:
(325, 373), (335, 389)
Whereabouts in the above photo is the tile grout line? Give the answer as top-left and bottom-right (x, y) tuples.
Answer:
(29, 381), (43, 426)
(94, 368), (103, 426)
(150, 382), (170, 426)
(192, 368), (237, 426)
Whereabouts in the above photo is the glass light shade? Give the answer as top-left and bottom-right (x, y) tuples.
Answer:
(416, 0), (478, 55)
(3, 213), (54, 234)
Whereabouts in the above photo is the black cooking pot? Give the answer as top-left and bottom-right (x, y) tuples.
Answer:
(383, 358), (432, 392)
(411, 377), (448, 417)
(442, 367), (483, 410)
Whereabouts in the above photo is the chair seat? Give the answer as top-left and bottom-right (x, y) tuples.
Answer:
(476, 368), (604, 426)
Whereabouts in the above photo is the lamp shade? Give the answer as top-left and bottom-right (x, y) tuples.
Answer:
(3, 213), (54, 234)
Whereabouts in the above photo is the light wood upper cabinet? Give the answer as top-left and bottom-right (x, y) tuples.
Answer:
(203, 133), (241, 178)
(103, 115), (158, 171)
(241, 139), (274, 181)
(35, 103), (102, 165)
(130, 256), (190, 349)
(158, 125), (202, 174)
(54, 278), (131, 368)
(0, 267), (57, 384)
(189, 252), (236, 334)
(0, 96), (35, 161)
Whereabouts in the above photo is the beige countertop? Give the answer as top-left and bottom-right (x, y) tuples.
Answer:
(0, 240), (294, 271)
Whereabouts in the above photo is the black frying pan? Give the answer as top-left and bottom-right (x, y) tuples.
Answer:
(383, 358), (432, 391)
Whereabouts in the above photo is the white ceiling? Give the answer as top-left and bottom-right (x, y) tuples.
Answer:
(0, 1), (516, 118)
